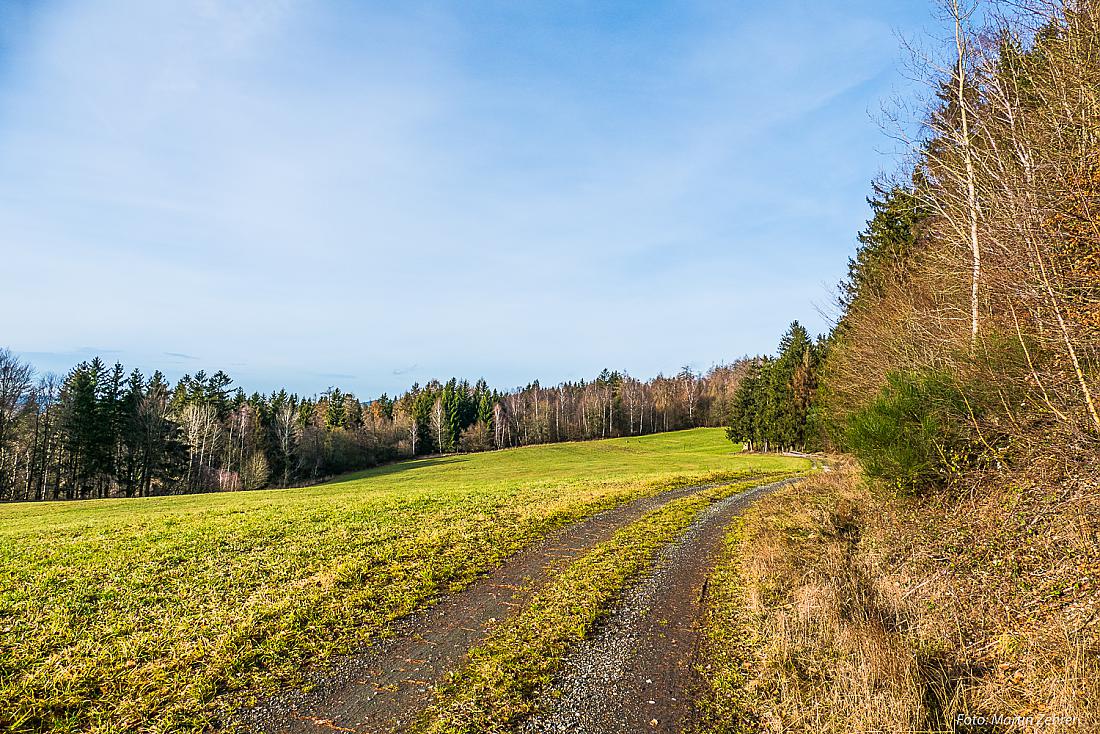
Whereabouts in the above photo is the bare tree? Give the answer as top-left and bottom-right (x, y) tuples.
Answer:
(392, 406), (417, 456)
(950, 0), (982, 344)
(430, 397), (445, 453)
(273, 403), (299, 486)
(0, 349), (33, 491)
(679, 366), (699, 426)
(181, 403), (221, 491)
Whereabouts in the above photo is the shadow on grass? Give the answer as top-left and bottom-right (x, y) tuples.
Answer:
(319, 456), (471, 488)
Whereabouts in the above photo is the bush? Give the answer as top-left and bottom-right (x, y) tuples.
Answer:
(458, 422), (493, 452)
(845, 369), (989, 493)
(241, 451), (271, 490)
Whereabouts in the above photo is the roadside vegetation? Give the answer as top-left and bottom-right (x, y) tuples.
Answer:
(691, 519), (760, 734)
(709, 2), (1100, 730)
(697, 463), (1098, 733)
(697, 465), (935, 733)
(0, 428), (801, 733)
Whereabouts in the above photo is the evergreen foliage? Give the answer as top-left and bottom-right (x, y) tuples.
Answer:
(726, 322), (824, 452)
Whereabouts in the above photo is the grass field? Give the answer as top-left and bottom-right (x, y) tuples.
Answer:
(0, 428), (807, 733)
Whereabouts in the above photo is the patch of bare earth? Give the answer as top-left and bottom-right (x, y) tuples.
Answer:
(234, 481), (731, 734)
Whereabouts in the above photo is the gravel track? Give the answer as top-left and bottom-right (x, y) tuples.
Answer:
(522, 477), (800, 734)
(235, 479), (740, 734)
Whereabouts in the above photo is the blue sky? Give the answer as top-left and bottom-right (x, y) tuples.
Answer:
(0, 0), (931, 398)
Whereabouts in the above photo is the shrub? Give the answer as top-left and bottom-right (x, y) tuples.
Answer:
(241, 451), (271, 490)
(458, 422), (493, 452)
(845, 369), (989, 493)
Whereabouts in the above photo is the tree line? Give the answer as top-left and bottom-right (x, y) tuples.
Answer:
(733, 0), (1100, 492)
(0, 349), (748, 502)
(725, 321), (825, 453)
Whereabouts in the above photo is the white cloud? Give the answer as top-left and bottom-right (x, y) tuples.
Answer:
(0, 0), (920, 395)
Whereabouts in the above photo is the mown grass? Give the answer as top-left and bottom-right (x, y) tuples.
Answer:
(0, 429), (807, 733)
(416, 474), (803, 734)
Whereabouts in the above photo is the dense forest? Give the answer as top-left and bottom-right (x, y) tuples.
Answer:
(0, 350), (747, 501)
(732, 0), (1100, 490)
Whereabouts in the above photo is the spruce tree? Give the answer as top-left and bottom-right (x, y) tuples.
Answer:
(477, 391), (494, 429)
(118, 369), (144, 496)
(61, 362), (100, 498)
(441, 379), (460, 452)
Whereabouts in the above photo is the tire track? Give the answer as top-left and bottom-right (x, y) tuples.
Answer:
(523, 477), (800, 734)
(236, 478), (760, 734)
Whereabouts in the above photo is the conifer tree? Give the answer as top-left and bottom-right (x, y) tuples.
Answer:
(477, 391), (494, 429)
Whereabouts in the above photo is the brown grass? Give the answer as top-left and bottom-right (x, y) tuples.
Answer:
(701, 458), (1100, 734)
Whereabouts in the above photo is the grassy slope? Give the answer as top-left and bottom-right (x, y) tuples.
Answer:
(693, 465), (927, 734)
(695, 461), (1100, 734)
(0, 429), (806, 733)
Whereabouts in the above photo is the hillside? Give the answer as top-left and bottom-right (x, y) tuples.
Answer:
(0, 429), (806, 732)
(710, 2), (1100, 730)
(4, 0), (1099, 732)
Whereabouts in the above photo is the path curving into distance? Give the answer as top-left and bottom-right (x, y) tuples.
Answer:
(236, 479), (746, 734)
(523, 477), (801, 734)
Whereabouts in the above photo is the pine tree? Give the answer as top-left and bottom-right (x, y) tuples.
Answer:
(727, 360), (763, 450)
(477, 391), (494, 429)
(140, 371), (186, 496)
(324, 388), (346, 428)
(412, 387), (435, 455)
(61, 362), (100, 498)
(441, 379), (460, 452)
(726, 323), (823, 453)
(101, 362), (127, 487)
(205, 371), (233, 419)
(118, 369), (144, 496)
(840, 184), (926, 312)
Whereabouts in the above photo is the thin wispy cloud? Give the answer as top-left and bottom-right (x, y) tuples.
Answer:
(314, 372), (357, 381)
(0, 0), (929, 396)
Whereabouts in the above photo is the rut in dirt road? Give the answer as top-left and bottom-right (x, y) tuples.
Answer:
(236, 479), (749, 734)
(523, 476), (800, 734)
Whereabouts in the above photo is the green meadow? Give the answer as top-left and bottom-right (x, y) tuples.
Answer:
(0, 428), (806, 733)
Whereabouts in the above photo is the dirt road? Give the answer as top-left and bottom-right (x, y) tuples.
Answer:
(523, 477), (799, 734)
(237, 480), (736, 734)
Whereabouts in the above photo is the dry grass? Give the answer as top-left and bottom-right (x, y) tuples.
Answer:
(697, 458), (1100, 734)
